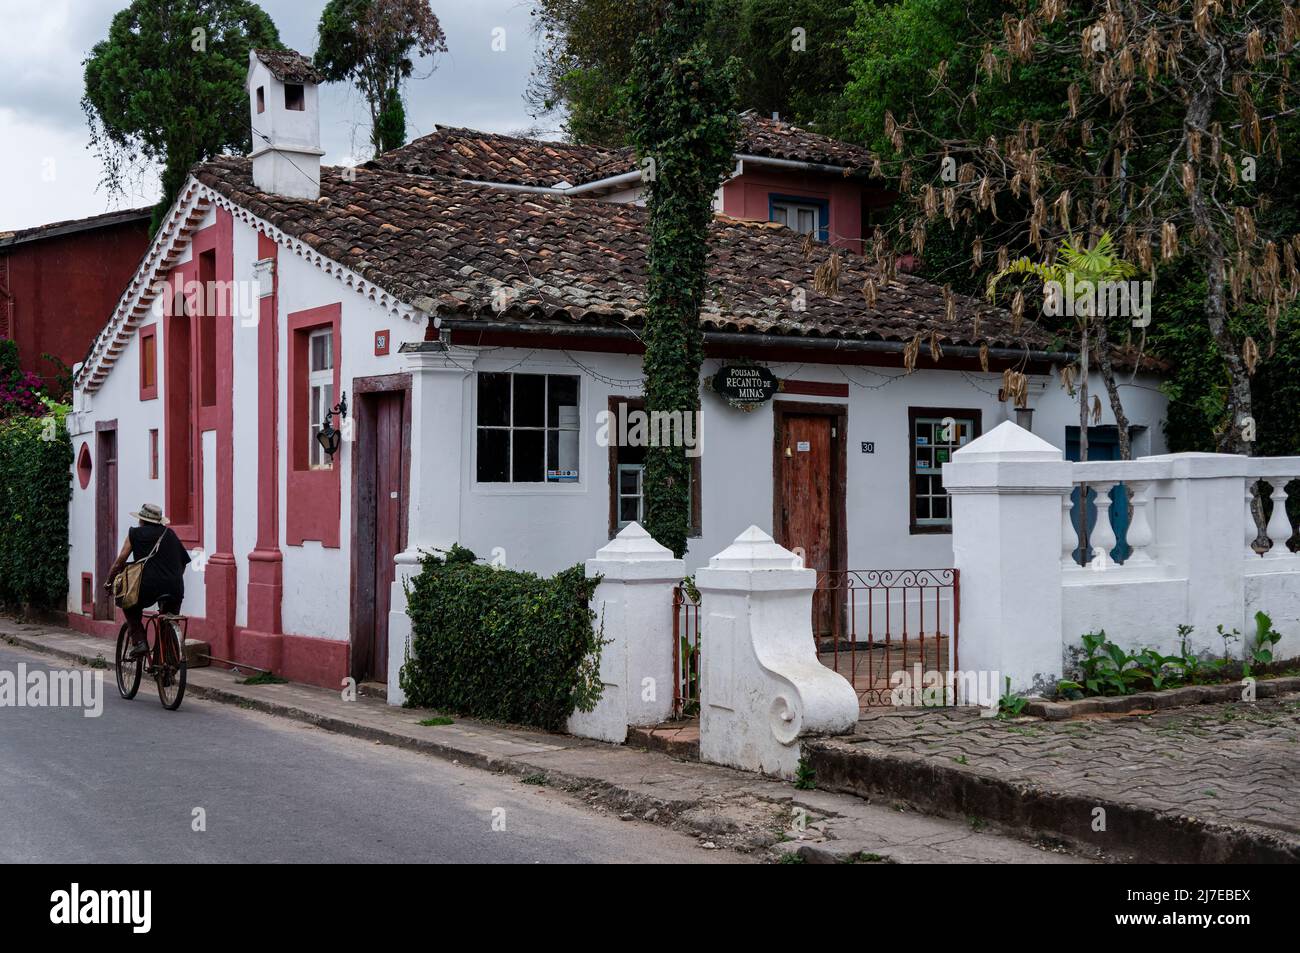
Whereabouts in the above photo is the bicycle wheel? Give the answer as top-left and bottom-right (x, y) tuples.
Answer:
(155, 619), (187, 711)
(115, 623), (142, 699)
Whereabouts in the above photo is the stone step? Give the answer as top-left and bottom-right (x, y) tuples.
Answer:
(183, 639), (211, 667)
(357, 680), (388, 701)
(626, 720), (700, 761)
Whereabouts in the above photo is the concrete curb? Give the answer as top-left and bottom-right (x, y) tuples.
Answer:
(805, 736), (1300, 864)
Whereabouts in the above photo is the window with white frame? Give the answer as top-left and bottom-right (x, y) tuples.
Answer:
(476, 372), (581, 483)
(910, 410), (979, 530)
(308, 328), (334, 469)
(616, 463), (644, 529)
(770, 199), (822, 237)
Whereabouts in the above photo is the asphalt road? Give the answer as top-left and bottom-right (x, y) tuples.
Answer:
(0, 644), (742, 864)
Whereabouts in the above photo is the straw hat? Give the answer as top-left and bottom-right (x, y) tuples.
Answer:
(129, 503), (169, 525)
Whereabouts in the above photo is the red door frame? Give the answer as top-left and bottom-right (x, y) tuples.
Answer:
(348, 373), (412, 682)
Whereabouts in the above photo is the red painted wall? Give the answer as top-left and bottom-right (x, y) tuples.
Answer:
(721, 168), (894, 256)
(0, 213), (150, 387)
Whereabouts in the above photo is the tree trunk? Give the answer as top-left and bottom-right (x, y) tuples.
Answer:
(1095, 317), (1132, 459)
(1187, 43), (1252, 457)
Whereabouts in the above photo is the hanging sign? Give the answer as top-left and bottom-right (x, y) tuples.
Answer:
(710, 364), (779, 410)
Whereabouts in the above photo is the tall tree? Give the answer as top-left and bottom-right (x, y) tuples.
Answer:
(83, 0), (282, 233)
(314, 0), (447, 156)
(629, 0), (739, 557)
(529, 0), (850, 145)
(844, 0), (1300, 456)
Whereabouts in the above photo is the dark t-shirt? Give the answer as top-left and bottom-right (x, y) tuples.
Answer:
(127, 523), (191, 608)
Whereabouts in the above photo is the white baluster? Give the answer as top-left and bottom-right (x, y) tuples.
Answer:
(1246, 481), (1261, 557)
(1265, 478), (1294, 557)
(1125, 481), (1154, 565)
(1090, 481), (1118, 564)
(1062, 491), (1078, 567)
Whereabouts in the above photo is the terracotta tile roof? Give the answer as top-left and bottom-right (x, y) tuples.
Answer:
(193, 156), (1054, 354)
(367, 126), (631, 188)
(372, 114), (877, 190)
(252, 48), (325, 85)
(736, 114), (875, 172)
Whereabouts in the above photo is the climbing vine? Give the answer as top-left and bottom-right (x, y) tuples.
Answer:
(628, 0), (739, 557)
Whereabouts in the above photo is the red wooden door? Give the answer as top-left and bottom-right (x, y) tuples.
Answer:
(777, 413), (834, 635)
(369, 392), (404, 679)
(94, 428), (118, 620)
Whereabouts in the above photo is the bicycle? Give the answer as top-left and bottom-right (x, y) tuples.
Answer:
(115, 607), (188, 710)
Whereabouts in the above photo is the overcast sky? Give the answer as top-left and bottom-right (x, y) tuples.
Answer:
(0, 0), (550, 230)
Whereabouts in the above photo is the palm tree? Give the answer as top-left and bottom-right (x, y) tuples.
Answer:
(988, 231), (1138, 462)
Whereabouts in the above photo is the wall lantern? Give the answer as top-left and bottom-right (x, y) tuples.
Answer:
(316, 391), (349, 458)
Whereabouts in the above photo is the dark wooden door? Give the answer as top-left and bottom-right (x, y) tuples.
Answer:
(371, 392), (404, 679)
(777, 412), (835, 634)
(94, 428), (118, 620)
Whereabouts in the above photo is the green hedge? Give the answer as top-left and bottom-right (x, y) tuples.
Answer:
(399, 545), (604, 730)
(0, 413), (73, 610)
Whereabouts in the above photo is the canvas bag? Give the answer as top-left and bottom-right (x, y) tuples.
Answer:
(113, 532), (165, 610)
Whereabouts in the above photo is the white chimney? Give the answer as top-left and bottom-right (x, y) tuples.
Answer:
(246, 49), (326, 200)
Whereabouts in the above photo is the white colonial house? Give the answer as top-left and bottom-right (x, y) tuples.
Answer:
(63, 48), (1169, 691)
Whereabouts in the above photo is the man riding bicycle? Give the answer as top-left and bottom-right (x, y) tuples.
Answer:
(104, 503), (192, 659)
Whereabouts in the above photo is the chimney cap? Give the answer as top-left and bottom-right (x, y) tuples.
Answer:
(250, 48), (325, 85)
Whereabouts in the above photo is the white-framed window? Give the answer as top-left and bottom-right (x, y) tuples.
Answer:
(771, 199), (822, 237)
(476, 372), (581, 483)
(308, 328), (334, 469)
(616, 463), (644, 530)
(911, 412), (978, 529)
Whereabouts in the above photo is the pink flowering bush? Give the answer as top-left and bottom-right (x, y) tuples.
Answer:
(0, 370), (47, 419)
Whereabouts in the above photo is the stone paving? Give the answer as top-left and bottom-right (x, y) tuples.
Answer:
(845, 697), (1300, 838)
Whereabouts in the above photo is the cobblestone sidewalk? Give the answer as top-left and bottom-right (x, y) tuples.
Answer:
(810, 696), (1300, 861)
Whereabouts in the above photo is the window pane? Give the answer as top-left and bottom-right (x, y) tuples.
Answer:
(477, 373), (510, 427)
(513, 374), (545, 428)
(771, 205), (788, 225)
(512, 429), (544, 482)
(619, 468), (640, 495)
(620, 497), (640, 523)
(547, 375), (579, 428)
(797, 208), (816, 234)
(548, 428), (580, 476)
(311, 332), (332, 372)
(477, 428), (509, 482)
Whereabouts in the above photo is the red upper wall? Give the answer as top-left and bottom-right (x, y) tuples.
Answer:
(720, 167), (894, 256)
(0, 211), (151, 386)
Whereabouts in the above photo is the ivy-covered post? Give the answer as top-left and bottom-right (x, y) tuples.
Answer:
(628, 0), (738, 558)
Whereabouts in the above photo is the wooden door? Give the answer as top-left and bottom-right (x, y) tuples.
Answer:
(775, 409), (842, 636)
(354, 390), (406, 681)
(94, 427), (118, 620)
(370, 392), (404, 679)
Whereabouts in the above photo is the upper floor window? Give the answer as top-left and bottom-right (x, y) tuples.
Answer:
(476, 372), (580, 483)
(285, 83), (305, 111)
(308, 328), (334, 469)
(770, 195), (828, 241)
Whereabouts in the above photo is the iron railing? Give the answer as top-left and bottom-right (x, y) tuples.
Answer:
(815, 569), (959, 709)
(671, 584), (702, 718)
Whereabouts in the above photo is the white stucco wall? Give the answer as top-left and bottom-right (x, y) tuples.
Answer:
(444, 348), (1168, 578)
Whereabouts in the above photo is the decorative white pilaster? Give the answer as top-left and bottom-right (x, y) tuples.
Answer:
(695, 526), (859, 779)
(942, 421), (1074, 696)
(567, 523), (684, 743)
(387, 341), (476, 705)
